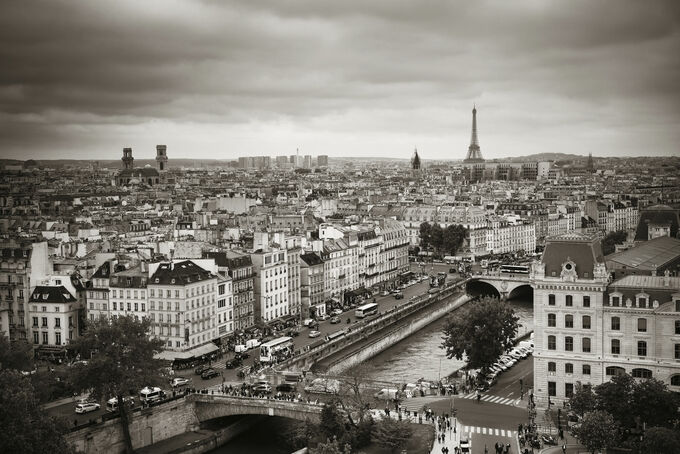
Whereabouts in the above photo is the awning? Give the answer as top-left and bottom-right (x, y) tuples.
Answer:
(154, 350), (193, 361)
(186, 342), (219, 358)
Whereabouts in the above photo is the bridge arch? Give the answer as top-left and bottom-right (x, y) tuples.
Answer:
(465, 279), (501, 298)
(507, 284), (533, 302)
(190, 394), (322, 424)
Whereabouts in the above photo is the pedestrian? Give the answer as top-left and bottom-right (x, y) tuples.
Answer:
(562, 443), (566, 454)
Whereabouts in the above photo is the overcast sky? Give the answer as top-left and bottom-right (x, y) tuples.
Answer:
(1, 0), (679, 161)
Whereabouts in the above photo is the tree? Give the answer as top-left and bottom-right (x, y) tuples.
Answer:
(371, 417), (413, 453)
(310, 436), (351, 454)
(441, 296), (519, 371)
(601, 230), (628, 255)
(442, 224), (467, 256)
(572, 410), (619, 454)
(593, 372), (634, 428)
(338, 364), (375, 426)
(568, 382), (596, 417)
(630, 377), (680, 430)
(640, 427), (680, 454)
(69, 316), (165, 454)
(419, 222), (431, 249)
(0, 336), (34, 372)
(0, 370), (74, 454)
(319, 402), (350, 445)
(430, 223), (444, 253)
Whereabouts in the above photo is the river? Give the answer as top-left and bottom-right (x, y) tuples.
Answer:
(211, 292), (533, 453)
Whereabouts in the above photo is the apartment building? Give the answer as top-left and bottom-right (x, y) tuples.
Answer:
(0, 240), (50, 340)
(204, 251), (255, 331)
(287, 247), (302, 320)
(106, 264), (149, 322)
(216, 274), (234, 340)
(251, 249), (289, 323)
(377, 219), (410, 286)
(148, 260), (218, 352)
(300, 252), (325, 318)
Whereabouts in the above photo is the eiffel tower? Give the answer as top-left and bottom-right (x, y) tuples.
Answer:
(463, 105), (485, 163)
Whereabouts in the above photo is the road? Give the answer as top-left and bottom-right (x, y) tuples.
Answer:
(46, 267), (461, 426)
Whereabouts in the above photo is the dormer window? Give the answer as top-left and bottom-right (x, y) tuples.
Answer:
(171, 279), (175, 284)
(155, 278), (159, 283)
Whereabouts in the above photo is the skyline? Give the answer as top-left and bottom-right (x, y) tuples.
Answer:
(1, 1), (680, 160)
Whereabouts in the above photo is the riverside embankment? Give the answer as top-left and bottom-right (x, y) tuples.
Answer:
(275, 278), (471, 375)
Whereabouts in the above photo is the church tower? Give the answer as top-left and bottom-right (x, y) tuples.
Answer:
(156, 145), (168, 172)
(411, 148), (421, 170)
(122, 147), (134, 170)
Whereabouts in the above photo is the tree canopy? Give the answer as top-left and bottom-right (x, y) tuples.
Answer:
(69, 315), (166, 453)
(0, 336), (34, 372)
(572, 410), (619, 454)
(0, 370), (73, 454)
(441, 296), (519, 371)
(371, 417), (413, 453)
(601, 230), (628, 255)
(419, 222), (467, 256)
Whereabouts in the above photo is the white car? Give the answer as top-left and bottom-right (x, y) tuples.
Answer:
(75, 402), (100, 414)
(308, 330), (321, 338)
(331, 309), (343, 316)
(170, 377), (191, 388)
(459, 438), (471, 453)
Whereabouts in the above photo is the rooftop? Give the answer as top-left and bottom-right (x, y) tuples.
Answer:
(606, 236), (680, 270)
(611, 274), (680, 290)
(541, 232), (605, 279)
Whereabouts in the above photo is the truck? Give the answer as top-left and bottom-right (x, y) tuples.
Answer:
(245, 339), (261, 349)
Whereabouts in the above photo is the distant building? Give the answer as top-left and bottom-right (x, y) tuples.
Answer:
(634, 204), (680, 241)
(411, 149), (421, 170)
(317, 155), (329, 167)
(606, 236), (680, 280)
(116, 146), (165, 186)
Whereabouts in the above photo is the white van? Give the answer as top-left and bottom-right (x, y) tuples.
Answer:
(106, 396), (134, 412)
(235, 344), (248, 353)
(139, 386), (165, 404)
(374, 388), (398, 400)
(245, 339), (261, 349)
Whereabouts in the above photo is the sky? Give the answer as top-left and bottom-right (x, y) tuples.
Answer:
(1, 0), (679, 161)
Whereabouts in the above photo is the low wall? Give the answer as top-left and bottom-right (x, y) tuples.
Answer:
(66, 396), (200, 454)
(161, 416), (263, 454)
(326, 293), (472, 374)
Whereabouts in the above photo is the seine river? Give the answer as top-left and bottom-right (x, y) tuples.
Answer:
(211, 294), (533, 453)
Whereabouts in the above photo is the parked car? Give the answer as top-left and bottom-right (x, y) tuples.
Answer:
(394, 292), (403, 300)
(318, 313), (330, 321)
(309, 330), (321, 338)
(170, 377), (191, 388)
(235, 352), (249, 360)
(252, 381), (272, 393)
(331, 309), (343, 316)
(195, 364), (209, 375)
(276, 383), (297, 393)
(201, 368), (219, 380)
(330, 316), (341, 324)
(75, 402), (100, 414)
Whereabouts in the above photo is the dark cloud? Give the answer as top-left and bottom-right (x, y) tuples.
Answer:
(0, 0), (679, 159)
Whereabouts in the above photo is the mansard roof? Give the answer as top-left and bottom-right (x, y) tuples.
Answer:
(541, 232), (605, 279)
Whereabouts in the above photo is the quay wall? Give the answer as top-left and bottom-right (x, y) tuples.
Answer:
(326, 293), (472, 374)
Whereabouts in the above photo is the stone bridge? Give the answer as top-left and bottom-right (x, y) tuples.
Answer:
(467, 273), (533, 300)
(191, 393), (323, 423)
(66, 393), (323, 454)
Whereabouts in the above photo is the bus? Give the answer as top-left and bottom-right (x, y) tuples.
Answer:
(355, 302), (378, 318)
(259, 336), (293, 363)
(325, 330), (346, 342)
(499, 264), (530, 275)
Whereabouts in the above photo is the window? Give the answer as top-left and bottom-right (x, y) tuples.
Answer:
(113, 302), (117, 310)
(548, 294), (555, 306)
(637, 318), (647, 332)
(611, 317), (620, 330)
(583, 295), (590, 308)
(582, 315), (591, 329)
(33, 332), (39, 344)
(32, 317), (38, 327)
(676, 300), (680, 312)
(676, 320), (680, 335)
(612, 296), (620, 307)
(566, 295), (573, 307)
(672, 375), (680, 386)
(676, 344), (680, 360)
(632, 368), (652, 379)
(55, 318), (60, 328)
(548, 362), (556, 372)
(606, 366), (625, 376)
(611, 339), (620, 354)
(582, 364), (591, 375)
(41, 317), (47, 327)
(565, 383), (574, 398)
(565, 314), (574, 328)
(582, 337), (591, 353)
(565, 363), (573, 374)
(548, 381), (556, 397)
(42, 332), (48, 345)
(55, 332), (61, 345)
(548, 314), (556, 327)
(637, 341), (647, 357)
(638, 297), (647, 308)
(127, 303), (131, 311)
(150, 289), (154, 297)
(565, 336), (573, 351)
